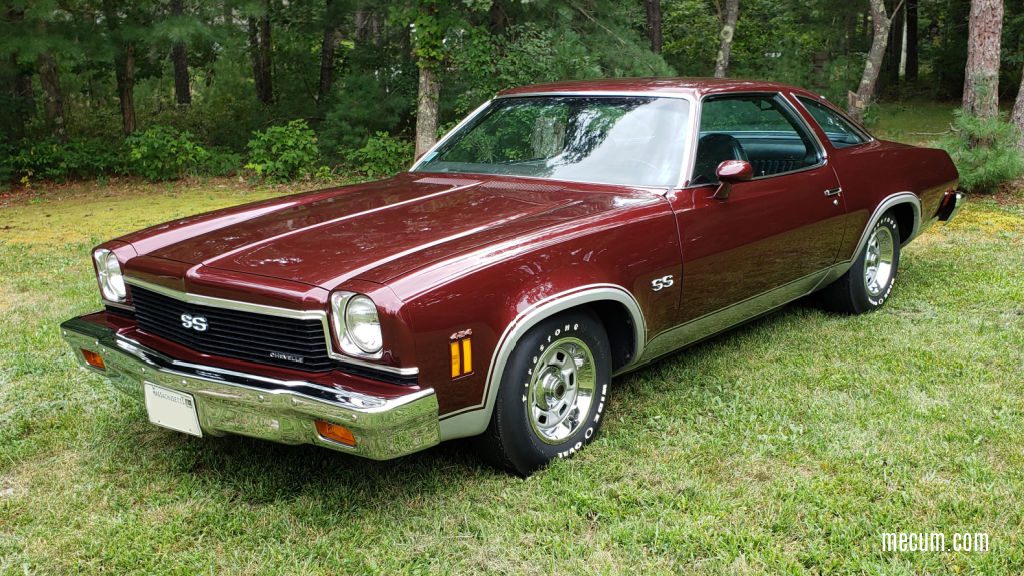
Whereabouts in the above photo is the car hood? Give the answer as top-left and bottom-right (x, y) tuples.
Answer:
(126, 173), (649, 290)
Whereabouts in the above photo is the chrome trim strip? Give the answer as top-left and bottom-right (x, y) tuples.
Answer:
(679, 93), (701, 189)
(632, 268), (828, 368)
(681, 91), (831, 189)
(778, 92), (830, 163)
(329, 291), (384, 360)
(858, 192), (922, 250)
(124, 277), (419, 377)
(437, 283), (646, 441)
(790, 92), (877, 144)
(410, 99), (493, 172)
(103, 299), (136, 311)
(61, 316), (439, 460)
(127, 277), (324, 320)
(495, 90), (695, 100)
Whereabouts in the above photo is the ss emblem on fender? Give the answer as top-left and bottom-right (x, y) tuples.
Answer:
(651, 275), (674, 292)
(180, 313), (208, 332)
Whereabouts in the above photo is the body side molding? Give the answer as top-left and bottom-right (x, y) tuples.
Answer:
(632, 267), (828, 369)
(437, 284), (646, 441)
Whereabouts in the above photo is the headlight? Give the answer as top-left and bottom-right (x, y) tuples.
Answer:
(93, 248), (127, 302)
(330, 292), (383, 357)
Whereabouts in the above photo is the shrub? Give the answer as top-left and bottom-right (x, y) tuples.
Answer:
(938, 110), (1024, 194)
(344, 132), (414, 179)
(245, 120), (320, 182)
(63, 139), (127, 179)
(9, 138), (127, 183)
(127, 126), (209, 181)
(11, 140), (62, 182)
(199, 148), (243, 178)
(0, 143), (13, 186)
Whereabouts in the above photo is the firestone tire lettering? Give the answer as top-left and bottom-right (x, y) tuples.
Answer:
(477, 309), (612, 476)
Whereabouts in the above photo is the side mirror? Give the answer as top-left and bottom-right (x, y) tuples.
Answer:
(712, 160), (753, 200)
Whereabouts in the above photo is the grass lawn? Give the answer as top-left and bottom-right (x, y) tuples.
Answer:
(2, 113), (1024, 574)
(867, 100), (959, 145)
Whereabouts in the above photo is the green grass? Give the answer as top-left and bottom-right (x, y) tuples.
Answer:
(868, 100), (959, 145)
(3, 137), (1024, 573)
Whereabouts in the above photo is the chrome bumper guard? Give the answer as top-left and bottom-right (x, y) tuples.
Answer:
(60, 316), (440, 460)
(939, 191), (965, 222)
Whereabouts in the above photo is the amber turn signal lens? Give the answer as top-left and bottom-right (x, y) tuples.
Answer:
(450, 337), (473, 378)
(315, 420), (356, 447)
(450, 341), (462, 378)
(81, 349), (105, 370)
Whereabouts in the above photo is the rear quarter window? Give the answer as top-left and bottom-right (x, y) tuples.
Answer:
(797, 96), (871, 148)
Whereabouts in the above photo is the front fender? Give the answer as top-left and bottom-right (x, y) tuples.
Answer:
(392, 204), (681, 440)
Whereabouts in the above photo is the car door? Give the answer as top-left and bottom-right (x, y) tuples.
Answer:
(668, 92), (848, 325)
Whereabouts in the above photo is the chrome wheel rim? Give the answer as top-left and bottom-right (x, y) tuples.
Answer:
(864, 226), (895, 297)
(527, 337), (596, 445)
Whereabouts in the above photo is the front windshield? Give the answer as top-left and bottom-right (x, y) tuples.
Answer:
(414, 96), (690, 188)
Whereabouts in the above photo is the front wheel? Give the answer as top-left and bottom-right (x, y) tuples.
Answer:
(477, 310), (611, 476)
(820, 213), (901, 314)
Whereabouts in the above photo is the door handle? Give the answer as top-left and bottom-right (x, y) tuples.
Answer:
(824, 187), (843, 197)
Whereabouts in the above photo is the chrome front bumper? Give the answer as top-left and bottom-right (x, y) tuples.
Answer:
(61, 316), (440, 460)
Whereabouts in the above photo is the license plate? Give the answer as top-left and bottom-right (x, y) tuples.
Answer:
(144, 382), (202, 437)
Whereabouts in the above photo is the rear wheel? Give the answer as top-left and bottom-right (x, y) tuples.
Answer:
(820, 213), (901, 314)
(477, 310), (611, 476)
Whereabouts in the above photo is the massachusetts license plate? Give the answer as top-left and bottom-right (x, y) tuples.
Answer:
(144, 382), (202, 437)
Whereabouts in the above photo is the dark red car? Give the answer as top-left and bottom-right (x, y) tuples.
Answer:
(62, 78), (963, 475)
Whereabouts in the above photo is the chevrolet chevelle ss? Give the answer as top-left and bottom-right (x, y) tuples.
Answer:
(62, 78), (964, 475)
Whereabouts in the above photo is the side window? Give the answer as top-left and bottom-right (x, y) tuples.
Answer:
(692, 94), (822, 184)
(797, 96), (870, 148)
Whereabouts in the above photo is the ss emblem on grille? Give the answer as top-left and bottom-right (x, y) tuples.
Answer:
(180, 314), (208, 332)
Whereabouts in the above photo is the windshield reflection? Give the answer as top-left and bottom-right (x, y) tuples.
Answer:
(415, 96), (690, 188)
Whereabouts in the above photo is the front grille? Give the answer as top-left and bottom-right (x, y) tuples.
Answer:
(130, 285), (336, 372)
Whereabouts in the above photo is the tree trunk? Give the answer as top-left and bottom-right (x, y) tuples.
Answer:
(318, 0), (339, 104)
(962, 0), (1003, 120)
(713, 0), (739, 78)
(103, 0), (137, 134)
(37, 51), (68, 143)
(415, 65), (440, 158)
(248, 2), (274, 105)
(248, 17), (265, 101)
(12, 65), (34, 140)
(884, 0), (904, 88)
(905, 0), (918, 81)
(13, 60), (34, 115)
(862, 11), (870, 48)
(171, 43), (190, 105)
(170, 0), (191, 105)
(7, 8), (33, 140)
(114, 43), (137, 135)
(840, 11), (852, 55)
(645, 0), (662, 54)
(355, 9), (381, 44)
(1011, 69), (1024, 149)
(488, 2), (507, 35)
(258, 6), (273, 103)
(848, 0), (897, 122)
